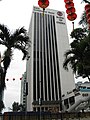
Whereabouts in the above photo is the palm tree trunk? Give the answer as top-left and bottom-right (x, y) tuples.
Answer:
(0, 66), (5, 112)
(0, 70), (6, 92)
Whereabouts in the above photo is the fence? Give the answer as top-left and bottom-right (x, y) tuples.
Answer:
(1, 111), (90, 120)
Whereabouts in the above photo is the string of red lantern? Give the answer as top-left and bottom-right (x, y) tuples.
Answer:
(6, 77), (22, 81)
(85, 4), (90, 30)
(38, 0), (77, 21)
(64, 0), (77, 21)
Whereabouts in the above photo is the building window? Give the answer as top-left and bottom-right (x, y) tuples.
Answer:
(69, 96), (75, 105)
(82, 93), (88, 97)
(87, 87), (90, 89)
(64, 99), (69, 109)
(45, 107), (48, 111)
(37, 107), (40, 111)
(41, 107), (44, 111)
(33, 107), (36, 111)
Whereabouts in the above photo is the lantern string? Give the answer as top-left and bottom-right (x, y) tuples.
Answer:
(72, 22), (74, 31)
(42, 8), (45, 16)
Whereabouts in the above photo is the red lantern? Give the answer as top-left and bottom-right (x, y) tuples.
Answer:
(85, 4), (90, 30)
(89, 25), (90, 30)
(64, 0), (73, 3)
(13, 78), (15, 81)
(86, 13), (90, 18)
(20, 77), (22, 80)
(67, 13), (77, 21)
(64, 0), (77, 21)
(38, 0), (49, 9)
(85, 4), (90, 11)
(66, 8), (75, 14)
(65, 2), (74, 8)
(6, 78), (9, 81)
(87, 18), (90, 24)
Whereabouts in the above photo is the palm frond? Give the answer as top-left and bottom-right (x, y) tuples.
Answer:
(79, 11), (87, 26)
(12, 27), (27, 38)
(10, 28), (29, 48)
(63, 56), (76, 70)
(0, 24), (10, 47)
(14, 44), (28, 60)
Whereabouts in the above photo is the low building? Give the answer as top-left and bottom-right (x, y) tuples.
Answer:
(66, 81), (90, 112)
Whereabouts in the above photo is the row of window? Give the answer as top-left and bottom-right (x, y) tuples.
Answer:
(82, 93), (88, 97)
(33, 107), (59, 112)
(64, 96), (75, 109)
(33, 12), (61, 101)
(79, 86), (90, 89)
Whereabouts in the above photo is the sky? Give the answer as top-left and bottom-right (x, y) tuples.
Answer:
(0, 0), (86, 112)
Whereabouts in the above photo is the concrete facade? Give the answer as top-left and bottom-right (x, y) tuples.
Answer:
(26, 6), (75, 112)
(20, 72), (27, 109)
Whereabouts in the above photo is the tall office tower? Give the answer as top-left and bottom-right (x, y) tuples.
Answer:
(20, 72), (27, 110)
(26, 6), (75, 112)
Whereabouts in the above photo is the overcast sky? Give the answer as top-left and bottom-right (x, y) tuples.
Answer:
(0, 0), (86, 112)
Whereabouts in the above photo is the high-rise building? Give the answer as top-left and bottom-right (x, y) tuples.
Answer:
(20, 72), (27, 110)
(26, 6), (75, 112)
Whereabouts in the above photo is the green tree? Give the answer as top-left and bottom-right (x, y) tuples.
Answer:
(0, 24), (29, 112)
(0, 100), (5, 113)
(11, 102), (25, 112)
(63, 28), (90, 81)
(12, 102), (19, 112)
(79, 0), (90, 30)
(79, 11), (87, 28)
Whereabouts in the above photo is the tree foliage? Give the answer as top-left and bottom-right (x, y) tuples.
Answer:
(0, 24), (29, 88)
(0, 100), (5, 113)
(79, 11), (87, 28)
(12, 102), (26, 112)
(63, 28), (90, 81)
(0, 24), (30, 112)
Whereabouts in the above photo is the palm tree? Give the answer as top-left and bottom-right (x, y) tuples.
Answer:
(63, 28), (90, 81)
(0, 24), (30, 112)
